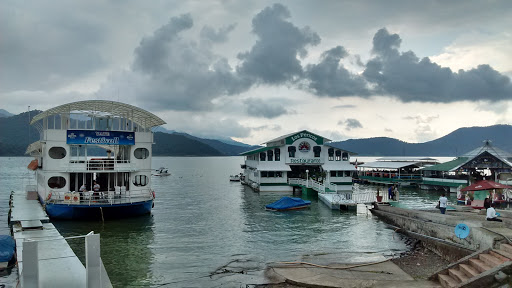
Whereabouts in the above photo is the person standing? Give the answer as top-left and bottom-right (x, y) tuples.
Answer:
(487, 203), (502, 222)
(388, 185), (394, 201)
(93, 181), (100, 199)
(439, 193), (448, 214)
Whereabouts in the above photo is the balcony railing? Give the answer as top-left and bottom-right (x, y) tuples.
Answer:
(66, 158), (135, 172)
(46, 188), (153, 205)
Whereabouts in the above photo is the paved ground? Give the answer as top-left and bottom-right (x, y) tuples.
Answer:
(259, 251), (442, 288)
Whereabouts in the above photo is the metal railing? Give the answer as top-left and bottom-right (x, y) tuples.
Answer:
(67, 158), (134, 172)
(47, 189), (153, 205)
(22, 231), (112, 288)
(287, 178), (338, 193)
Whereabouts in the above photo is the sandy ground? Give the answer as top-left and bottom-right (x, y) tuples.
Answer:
(255, 240), (450, 287)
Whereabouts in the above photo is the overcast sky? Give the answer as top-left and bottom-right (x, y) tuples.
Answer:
(2, 1), (511, 145)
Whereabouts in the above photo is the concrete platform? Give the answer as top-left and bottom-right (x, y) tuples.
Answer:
(268, 252), (440, 287)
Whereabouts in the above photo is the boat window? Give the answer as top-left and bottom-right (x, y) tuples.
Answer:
(335, 150), (341, 161)
(330, 171), (336, 177)
(267, 150), (273, 161)
(133, 175), (148, 186)
(274, 148), (280, 161)
(261, 171), (268, 177)
(288, 146), (296, 158)
(342, 152), (349, 161)
(328, 148), (334, 161)
(337, 171), (344, 177)
(344, 171), (351, 177)
(49, 147), (66, 159)
(268, 171), (275, 177)
(275, 171), (282, 177)
(313, 146), (321, 157)
(260, 152), (266, 161)
(48, 176), (66, 189)
(134, 148), (150, 159)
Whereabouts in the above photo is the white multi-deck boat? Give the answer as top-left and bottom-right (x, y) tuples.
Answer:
(25, 100), (166, 219)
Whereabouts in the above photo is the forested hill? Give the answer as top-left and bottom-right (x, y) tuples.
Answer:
(0, 110), (41, 156)
(329, 124), (512, 156)
(1, 109), (510, 157)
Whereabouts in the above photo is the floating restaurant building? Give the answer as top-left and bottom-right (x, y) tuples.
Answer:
(240, 130), (356, 192)
(420, 140), (512, 193)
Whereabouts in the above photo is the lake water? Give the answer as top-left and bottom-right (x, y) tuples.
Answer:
(0, 156), (456, 287)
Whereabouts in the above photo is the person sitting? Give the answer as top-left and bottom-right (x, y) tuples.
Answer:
(484, 197), (491, 210)
(486, 203), (503, 222)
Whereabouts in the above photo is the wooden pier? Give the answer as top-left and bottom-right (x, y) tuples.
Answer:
(9, 191), (112, 287)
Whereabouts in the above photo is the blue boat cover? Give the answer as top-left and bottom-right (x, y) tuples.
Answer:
(266, 197), (311, 210)
(0, 235), (15, 262)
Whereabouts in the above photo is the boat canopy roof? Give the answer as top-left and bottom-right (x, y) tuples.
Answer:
(30, 100), (166, 128)
(257, 162), (292, 171)
(359, 161), (421, 169)
(421, 157), (469, 172)
(240, 146), (271, 156)
(321, 161), (357, 171)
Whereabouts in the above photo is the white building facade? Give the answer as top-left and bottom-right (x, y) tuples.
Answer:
(241, 130), (356, 192)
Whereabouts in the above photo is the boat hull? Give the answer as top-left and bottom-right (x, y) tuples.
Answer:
(45, 200), (153, 220)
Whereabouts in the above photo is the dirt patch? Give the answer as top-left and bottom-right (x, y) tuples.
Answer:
(391, 240), (450, 280)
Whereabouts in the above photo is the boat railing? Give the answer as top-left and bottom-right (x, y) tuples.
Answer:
(47, 189), (153, 205)
(67, 158), (134, 171)
(421, 177), (467, 184)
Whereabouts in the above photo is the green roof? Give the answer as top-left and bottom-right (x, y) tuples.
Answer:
(422, 157), (469, 172)
(239, 146), (274, 156)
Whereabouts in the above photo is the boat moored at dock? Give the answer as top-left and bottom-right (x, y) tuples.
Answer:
(26, 100), (166, 220)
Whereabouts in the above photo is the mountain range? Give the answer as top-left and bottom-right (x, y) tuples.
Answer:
(0, 109), (510, 157)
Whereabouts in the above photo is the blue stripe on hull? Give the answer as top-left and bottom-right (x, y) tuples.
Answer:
(45, 200), (153, 220)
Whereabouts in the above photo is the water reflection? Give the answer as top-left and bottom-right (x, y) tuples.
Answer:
(53, 216), (155, 287)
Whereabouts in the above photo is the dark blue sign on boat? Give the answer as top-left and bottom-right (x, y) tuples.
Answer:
(67, 130), (135, 145)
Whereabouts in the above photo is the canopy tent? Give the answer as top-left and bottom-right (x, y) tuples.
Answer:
(460, 180), (512, 192)
(358, 161), (420, 170)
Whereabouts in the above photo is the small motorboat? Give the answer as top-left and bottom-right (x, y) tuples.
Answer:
(153, 167), (171, 176)
(229, 175), (240, 182)
(266, 197), (311, 211)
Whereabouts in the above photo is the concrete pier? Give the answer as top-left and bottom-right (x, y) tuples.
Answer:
(9, 191), (112, 287)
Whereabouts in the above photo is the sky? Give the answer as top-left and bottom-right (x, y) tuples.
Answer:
(2, 0), (511, 145)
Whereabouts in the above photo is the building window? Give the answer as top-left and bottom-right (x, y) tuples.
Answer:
(274, 148), (280, 161)
(260, 152), (266, 161)
(48, 176), (66, 189)
(313, 146), (321, 157)
(288, 146), (296, 158)
(342, 152), (349, 161)
(49, 147), (66, 159)
(328, 148), (334, 161)
(335, 150), (341, 161)
(134, 148), (150, 159)
(330, 171), (336, 177)
(267, 150), (273, 161)
(133, 175), (148, 186)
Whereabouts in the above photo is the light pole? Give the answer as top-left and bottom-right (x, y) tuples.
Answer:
(306, 169), (309, 187)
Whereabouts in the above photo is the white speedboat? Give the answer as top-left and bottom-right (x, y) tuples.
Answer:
(26, 100), (166, 220)
(229, 175), (240, 182)
(153, 167), (171, 176)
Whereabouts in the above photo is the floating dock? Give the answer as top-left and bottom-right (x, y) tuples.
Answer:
(9, 191), (112, 287)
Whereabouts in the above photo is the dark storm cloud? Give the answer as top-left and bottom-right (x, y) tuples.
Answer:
(245, 98), (288, 118)
(236, 3), (320, 84)
(305, 46), (370, 96)
(124, 14), (251, 111)
(338, 118), (363, 131)
(363, 28), (512, 103)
